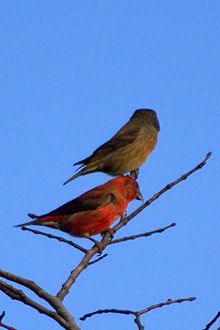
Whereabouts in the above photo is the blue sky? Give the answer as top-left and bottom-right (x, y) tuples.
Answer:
(1, 1), (219, 329)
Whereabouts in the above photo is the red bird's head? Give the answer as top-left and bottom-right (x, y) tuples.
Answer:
(108, 175), (143, 203)
(123, 176), (143, 202)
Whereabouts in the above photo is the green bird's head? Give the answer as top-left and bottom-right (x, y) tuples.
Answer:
(130, 109), (160, 131)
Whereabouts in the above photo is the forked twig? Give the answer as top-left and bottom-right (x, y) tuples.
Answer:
(0, 311), (16, 330)
(80, 296), (197, 329)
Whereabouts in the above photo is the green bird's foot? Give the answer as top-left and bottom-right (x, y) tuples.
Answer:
(130, 168), (139, 179)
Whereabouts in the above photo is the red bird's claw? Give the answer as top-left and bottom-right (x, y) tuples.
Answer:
(121, 212), (127, 220)
(118, 212), (128, 225)
(94, 241), (106, 253)
(101, 228), (115, 240)
(86, 236), (106, 253)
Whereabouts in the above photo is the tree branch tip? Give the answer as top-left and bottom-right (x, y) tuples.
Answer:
(190, 296), (197, 301)
(167, 296), (196, 302)
(205, 151), (212, 159)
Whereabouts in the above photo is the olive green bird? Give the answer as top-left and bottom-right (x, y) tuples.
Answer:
(63, 109), (160, 185)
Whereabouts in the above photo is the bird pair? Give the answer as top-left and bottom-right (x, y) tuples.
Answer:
(16, 109), (160, 240)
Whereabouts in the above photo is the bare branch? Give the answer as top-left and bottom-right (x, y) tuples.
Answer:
(203, 310), (220, 330)
(20, 227), (88, 253)
(109, 222), (176, 245)
(134, 315), (145, 330)
(80, 296), (196, 330)
(80, 308), (136, 320)
(112, 152), (212, 233)
(0, 271), (80, 330)
(0, 280), (64, 326)
(56, 247), (100, 300)
(0, 269), (54, 304)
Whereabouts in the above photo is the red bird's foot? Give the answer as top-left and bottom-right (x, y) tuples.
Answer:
(94, 241), (106, 253)
(85, 236), (106, 253)
(118, 212), (128, 225)
(120, 211), (127, 221)
(101, 228), (115, 240)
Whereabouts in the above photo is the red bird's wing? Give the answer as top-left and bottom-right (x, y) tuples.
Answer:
(42, 191), (116, 217)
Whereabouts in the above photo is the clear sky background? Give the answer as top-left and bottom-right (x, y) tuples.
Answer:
(1, 1), (219, 329)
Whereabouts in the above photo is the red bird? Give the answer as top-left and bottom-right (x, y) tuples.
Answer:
(16, 176), (143, 237)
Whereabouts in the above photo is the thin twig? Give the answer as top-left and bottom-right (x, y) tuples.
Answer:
(20, 227), (88, 253)
(137, 296), (196, 315)
(0, 322), (17, 330)
(56, 247), (100, 300)
(80, 308), (136, 320)
(88, 253), (108, 266)
(203, 311), (220, 330)
(0, 312), (16, 330)
(80, 296), (196, 330)
(113, 152), (212, 232)
(109, 222), (176, 245)
(0, 312), (5, 322)
(134, 315), (145, 330)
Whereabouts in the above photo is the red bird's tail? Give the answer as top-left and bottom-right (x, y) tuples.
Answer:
(15, 213), (67, 229)
(15, 213), (41, 227)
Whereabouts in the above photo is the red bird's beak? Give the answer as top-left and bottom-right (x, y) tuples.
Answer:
(136, 188), (144, 202)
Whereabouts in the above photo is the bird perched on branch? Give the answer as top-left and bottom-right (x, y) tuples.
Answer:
(63, 109), (160, 185)
(15, 176), (143, 238)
